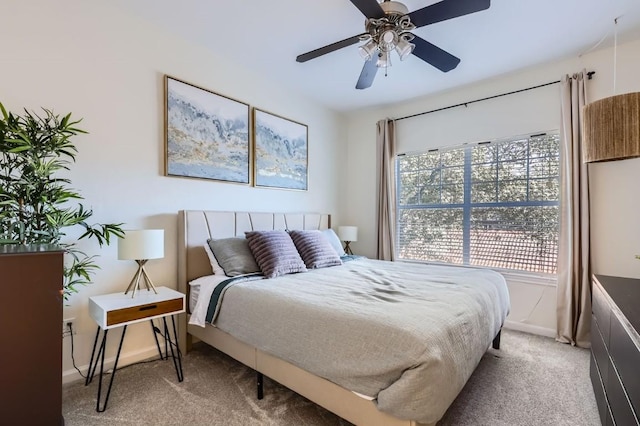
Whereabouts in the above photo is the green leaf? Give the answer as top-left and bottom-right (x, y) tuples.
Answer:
(0, 103), (114, 298)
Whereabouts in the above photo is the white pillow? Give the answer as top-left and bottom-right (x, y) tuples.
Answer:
(322, 229), (346, 256)
(203, 243), (225, 275)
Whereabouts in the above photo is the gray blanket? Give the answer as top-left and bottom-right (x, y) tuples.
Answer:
(210, 258), (510, 424)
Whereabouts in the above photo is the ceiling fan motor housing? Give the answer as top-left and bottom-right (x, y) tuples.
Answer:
(380, 1), (409, 16)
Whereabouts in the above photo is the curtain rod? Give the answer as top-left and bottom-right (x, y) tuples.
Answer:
(394, 71), (596, 122)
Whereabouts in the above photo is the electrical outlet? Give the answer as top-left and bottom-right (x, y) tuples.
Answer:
(62, 317), (76, 338)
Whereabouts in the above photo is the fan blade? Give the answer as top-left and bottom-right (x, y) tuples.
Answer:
(296, 35), (361, 63)
(350, 0), (385, 18)
(409, 0), (490, 28)
(411, 36), (460, 72)
(356, 57), (378, 90)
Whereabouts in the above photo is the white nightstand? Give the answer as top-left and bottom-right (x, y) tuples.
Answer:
(85, 287), (185, 412)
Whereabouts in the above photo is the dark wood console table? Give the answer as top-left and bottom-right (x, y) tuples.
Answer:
(590, 274), (640, 426)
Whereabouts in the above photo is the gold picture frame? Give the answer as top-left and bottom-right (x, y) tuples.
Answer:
(252, 108), (308, 190)
(165, 76), (250, 184)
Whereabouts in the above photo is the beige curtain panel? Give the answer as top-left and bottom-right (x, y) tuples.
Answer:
(376, 119), (397, 261)
(557, 70), (591, 348)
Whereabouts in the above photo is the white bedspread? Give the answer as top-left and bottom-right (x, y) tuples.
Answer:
(192, 259), (509, 424)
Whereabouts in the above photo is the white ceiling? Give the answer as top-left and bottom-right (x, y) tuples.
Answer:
(113, 0), (640, 112)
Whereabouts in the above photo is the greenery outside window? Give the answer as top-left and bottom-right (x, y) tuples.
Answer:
(396, 132), (560, 274)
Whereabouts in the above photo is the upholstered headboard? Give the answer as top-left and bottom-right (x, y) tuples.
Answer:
(177, 211), (331, 298)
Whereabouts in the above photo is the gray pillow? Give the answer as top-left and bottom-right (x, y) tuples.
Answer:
(207, 238), (260, 277)
(245, 230), (307, 278)
(289, 230), (343, 269)
(322, 229), (346, 256)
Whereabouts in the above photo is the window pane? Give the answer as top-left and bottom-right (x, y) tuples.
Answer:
(498, 179), (527, 202)
(471, 182), (497, 203)
(441, 184), (463, 204)
(441, 150), (465, 166)
(471, 163), (496, 182)
(530, 157), (559, 178)
(529, 178), (559, 201)
(470, 206), (559, 273)
(499, 139), (528, 161)
(498, 160), (527, 180)
(398, 155), (420, 173)
(472, 145), (497, 163)
(398, 171), (420, 205)
(441, 166), (464, 185)
(530, 134), (559, 158)
(398, 208), (464, 264)
(421, 184), (441, 204)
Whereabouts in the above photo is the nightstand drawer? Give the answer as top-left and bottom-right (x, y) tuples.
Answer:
(106, 298), (183, 326)
(89, 287), (186, 329)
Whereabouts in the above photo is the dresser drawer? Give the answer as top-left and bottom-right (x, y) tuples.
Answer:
(106, 298), (183, 326)
(592, 314), (610, 387)
(610, 311), (640, 415)
(605, 405), (615, 426)
(590, 352), (609, 426)
(607, 358), (639, 426)
(592, 281), (611, 346)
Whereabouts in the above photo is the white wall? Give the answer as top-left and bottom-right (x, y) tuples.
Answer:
(0, 0), (347, 382)
(345, 38), (640, 337)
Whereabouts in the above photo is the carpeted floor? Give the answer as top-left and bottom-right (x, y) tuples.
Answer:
(62, 329), (600, 425)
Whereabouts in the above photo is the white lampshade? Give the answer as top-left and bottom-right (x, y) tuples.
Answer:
(338, 226), (358, 242)
(118, 229), (164, 260)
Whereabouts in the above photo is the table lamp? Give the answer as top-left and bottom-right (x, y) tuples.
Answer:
(117, 229), (164, 297)
(338, 226), (358, 255)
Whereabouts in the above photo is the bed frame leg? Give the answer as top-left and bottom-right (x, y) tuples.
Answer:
(257, 372), (264, 400)
(492, 329), (501, 350)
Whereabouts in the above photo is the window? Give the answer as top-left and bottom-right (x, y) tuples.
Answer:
(396, 133), (560, 274)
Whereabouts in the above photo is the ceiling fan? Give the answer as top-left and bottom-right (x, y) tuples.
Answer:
(296, 0), (491, 89)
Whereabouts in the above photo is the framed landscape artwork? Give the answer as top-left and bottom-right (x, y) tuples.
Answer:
(165, 76), (250, 184)
(253, 108), (308, 190)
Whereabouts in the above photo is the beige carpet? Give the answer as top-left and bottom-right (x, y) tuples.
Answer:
(62, 329), (599, 425)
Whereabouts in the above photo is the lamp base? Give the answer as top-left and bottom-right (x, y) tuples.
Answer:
(343, 241), (354, 256)
(124, 260), (158, 298)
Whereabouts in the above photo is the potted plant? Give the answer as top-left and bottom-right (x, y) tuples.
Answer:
(0, 102), (123, 299)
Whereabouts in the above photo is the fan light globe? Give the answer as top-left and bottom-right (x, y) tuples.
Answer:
(358, 40), (378, 60)
(381, 30), (396, 44)
(396, 38), (415, 60)
(376, 51), (391, 68)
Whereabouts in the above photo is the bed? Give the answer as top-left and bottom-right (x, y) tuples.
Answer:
(177, 210), (510, 426)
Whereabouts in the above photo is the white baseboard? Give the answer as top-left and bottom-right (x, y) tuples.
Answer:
(504, 320), (556, 338)
(62, 345), (161, 385)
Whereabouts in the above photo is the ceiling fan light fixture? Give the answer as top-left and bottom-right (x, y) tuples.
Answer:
(376, 50), (391, 68)
(358, 39), (378, 60)
(395, 37), (415, 60)
(379, 29), (398, 52)
(295, 0), (491, 89)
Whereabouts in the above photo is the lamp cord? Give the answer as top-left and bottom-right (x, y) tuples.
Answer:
(69, 323), (87, 379)
(66, 322), (182, 380)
